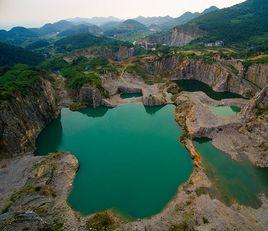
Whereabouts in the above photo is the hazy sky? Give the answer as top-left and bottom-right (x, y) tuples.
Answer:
(0, 0), (245, 29)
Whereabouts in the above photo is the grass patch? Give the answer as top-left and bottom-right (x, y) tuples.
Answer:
(86, 212), (114, 231)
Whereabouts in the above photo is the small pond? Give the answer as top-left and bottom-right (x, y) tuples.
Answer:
(209, 106), (241, 117)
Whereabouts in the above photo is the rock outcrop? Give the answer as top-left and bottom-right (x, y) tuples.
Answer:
(170, 27), (202, 46)
(151, 56), (262, 97)
(0, 152), (86, 230)
(117, 85), (142, 94)
(0, 79), (59, 159)
(241, 84), (268, 120)
(79, 86), (102, 108)
(246, 63), (268, 89)
(175, 91), (268, 167)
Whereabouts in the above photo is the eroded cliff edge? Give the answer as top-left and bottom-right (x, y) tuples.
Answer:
(0, 78), (59, 159)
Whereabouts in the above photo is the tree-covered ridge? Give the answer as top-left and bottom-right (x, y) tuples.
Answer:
(0, 42), (44, 67)
(54, 33), (133, 52)
(41, 56), (118, 94)
(185, 0), (268, 48)
(0, 64), (46, 100)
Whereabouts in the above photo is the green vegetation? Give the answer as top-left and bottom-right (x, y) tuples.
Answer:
(0, 64), (45, 100)
(72, 56), (118, 75)
(168, 222), (197, 231)
(0, 42), (44, 67)
(86, 212), (114, 231)
(186, 0), (268, 52)
(125, 62), (153, 84)
(41, 55), (117, 93)
(242, 55), (268, 72)
(55, 33), (132, 52)
(25, 39), (50, 50)
(41, 56), (69, 72)
(62, 66), (102, 91)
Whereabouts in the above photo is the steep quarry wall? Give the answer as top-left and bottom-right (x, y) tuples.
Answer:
(0, 79), (59, 159)
(148, 26), (203, 47)
(170, 27), (202, 46)
(245, 62), (268, 89)
(151, 56), (265, 97)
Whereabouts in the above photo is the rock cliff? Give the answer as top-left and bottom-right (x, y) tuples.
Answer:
(0, 152), (86, 230)
(0, 79), (59, 159)
(245, 62), (268, 89)
(151, 56), (263, 97)
(79, 86), (102, 108)
(170, 27), (202, 46)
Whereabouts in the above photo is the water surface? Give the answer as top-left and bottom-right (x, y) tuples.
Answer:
(175, 80), (243, 100)
(120, 92), (143, 99)
(194, 138), (268, 207)
(209, 106), (241, 117)
(36, 103), (193, 218)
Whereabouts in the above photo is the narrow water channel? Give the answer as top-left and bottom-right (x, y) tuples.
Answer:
(194, 138), (268, 208)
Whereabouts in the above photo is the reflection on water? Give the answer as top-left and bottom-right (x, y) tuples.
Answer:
(120, 93), (143, 99)
(35, 116), (63, 155)
(79, 106), (109, 118)
(144, 105), (165, 115)
(175, 80), (244, 100)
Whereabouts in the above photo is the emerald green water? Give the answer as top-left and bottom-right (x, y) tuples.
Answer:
(209, 106), (241, 117)
(35, 103), (193, 218)
(175, 80), (244, 100)
(194, 138), (268, 207)
(120, 93), (143, 99)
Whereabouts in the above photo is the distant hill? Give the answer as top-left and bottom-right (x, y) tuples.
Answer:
(54, 33), (132, 52)
(35, 20), (74, 35)
(184, 0), (268, 48)
(160, 6), (219, 30)
(0, 42), (43, 67)
(0, 27), (38, 46)
(134, 16), (173, 27)
(103, 19), (149, 41)
(67, 17), (122, 26)
(58, 24), (102, 37)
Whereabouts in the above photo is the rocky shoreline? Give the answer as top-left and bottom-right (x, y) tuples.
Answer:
(0, 56), (267, 230)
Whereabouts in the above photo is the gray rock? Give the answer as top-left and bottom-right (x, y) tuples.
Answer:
(79, 86), (102, 108)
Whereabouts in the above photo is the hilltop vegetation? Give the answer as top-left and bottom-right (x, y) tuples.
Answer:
(0, 64), (45, 100)
(54, 33), (132, 52)
(186, 0), (268, 50)
(0, 42), (44, 67)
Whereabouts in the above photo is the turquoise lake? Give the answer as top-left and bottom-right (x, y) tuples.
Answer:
(209, 106), (241, 116)
(35, 103), (193, 218)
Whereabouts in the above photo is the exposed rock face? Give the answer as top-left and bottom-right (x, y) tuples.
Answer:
(0, 152), (86, 230)
(175, 91), (268, 168)
(170, 27), (202, 46)
(152, 56), (261, 97)
(142, 84), (166, 106)
(148, 26), (203, 47)
(246, 63), (268, 89)
(241, 84), (268, 120)
(79, 86), (102, 108)
(116, 46), (135, 61)
(117, 85), (142, 94)
(0, 79), (59, 159)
